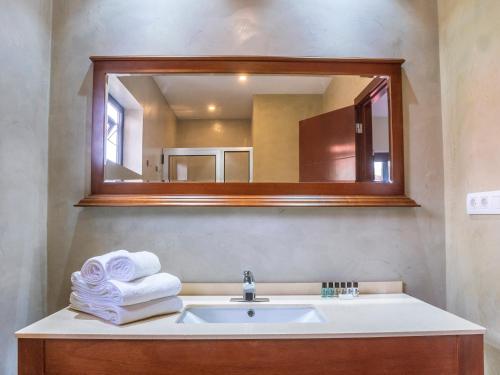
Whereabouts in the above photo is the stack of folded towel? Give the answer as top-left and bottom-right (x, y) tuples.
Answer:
(70, 250), (182, 325)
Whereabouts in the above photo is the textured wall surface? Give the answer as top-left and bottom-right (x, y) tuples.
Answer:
(47, 0), (445, 314)
(176, 119), (252, 148)
(253, 94), (323, 182)
(438, 0), (500, 373)
(0, 0), (52, 373)
(322, 75), (373, 112)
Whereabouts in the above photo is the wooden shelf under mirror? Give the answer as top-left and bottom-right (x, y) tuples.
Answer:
(76, 194), (417, 207)
(77, 56), (418, 207)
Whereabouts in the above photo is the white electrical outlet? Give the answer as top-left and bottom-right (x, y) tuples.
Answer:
(467, 190), (500, 215)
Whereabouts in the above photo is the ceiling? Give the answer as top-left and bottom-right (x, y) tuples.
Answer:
(153, 74), (334, 120)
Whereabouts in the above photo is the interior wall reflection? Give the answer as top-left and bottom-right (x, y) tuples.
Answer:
(104, 73), (391, 184)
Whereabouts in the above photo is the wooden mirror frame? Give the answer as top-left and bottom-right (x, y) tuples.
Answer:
(77, 56), (418, 207)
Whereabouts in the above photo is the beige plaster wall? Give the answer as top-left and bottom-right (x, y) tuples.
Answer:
(119, 76), (177, 181)
(175, 119), (251, 148)
(121, 108), (144, 175)
(323, 75), (373, 112)
(47, 0), (445, 320)
(0, 0), (52, 372)
(252, 94), (323, 182)
(438, 0), (500, 372)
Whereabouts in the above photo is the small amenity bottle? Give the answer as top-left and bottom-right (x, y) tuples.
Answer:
(340, 282), (346, 295)
(346, 281), (353, 295)
(353, 281), (359, 297)
(333, 282), (340, 297)
(327, 282), (334, 297)
(321, 282), (328, 298)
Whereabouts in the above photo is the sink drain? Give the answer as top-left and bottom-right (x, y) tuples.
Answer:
(247, 309), (255, 318)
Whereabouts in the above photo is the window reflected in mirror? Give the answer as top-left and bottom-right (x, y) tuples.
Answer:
(105, 95), (124, 165)
(104, 73), (391, 184)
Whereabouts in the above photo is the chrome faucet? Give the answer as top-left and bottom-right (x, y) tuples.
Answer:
(243, 270), (255, 300)
(230, 270), (269, 302)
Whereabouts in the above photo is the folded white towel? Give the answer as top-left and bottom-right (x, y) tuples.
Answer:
(80, 250), (129, 285)
(70, 292), (183, 325)
(71, 271), (182, 306)
(105, 251), (161, 282)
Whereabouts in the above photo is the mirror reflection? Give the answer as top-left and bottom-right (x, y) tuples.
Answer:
(104, 73), (390, 183)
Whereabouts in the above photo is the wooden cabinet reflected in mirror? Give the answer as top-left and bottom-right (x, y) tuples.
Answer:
(78, 56), (417, 207)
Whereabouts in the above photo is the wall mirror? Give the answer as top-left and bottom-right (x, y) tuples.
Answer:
(78, 56), (417, 207)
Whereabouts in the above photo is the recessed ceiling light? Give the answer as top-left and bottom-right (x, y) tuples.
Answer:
(238, 74), (248, 82)
(208, 104), (216, 112)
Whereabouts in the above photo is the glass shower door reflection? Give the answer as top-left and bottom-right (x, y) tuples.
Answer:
(163, 147), (253, 183)
(168, 155), (216, 182)
(224, 151), (250, 183)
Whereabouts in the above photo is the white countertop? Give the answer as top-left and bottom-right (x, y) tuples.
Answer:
(16, 294), (485, 340)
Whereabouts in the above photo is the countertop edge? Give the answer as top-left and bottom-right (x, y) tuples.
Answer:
(16, 329), (486, 340)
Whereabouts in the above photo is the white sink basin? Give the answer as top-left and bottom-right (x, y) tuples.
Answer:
(177, 305), (325, 324)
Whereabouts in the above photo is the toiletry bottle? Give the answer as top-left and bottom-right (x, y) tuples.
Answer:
(353, 281), (359, 297)
(340, 282), (346, 296)
(346, 281), (353, 296)
(334, 282), (340, 297)
(328, 282), (334, 298)
(339, 282), (354, 299)
(321, 282), (328, 298)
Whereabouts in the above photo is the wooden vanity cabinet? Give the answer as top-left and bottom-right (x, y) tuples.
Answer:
(19, 334), (483, 374)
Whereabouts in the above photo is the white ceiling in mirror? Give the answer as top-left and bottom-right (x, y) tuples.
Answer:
(152, 74), (334, 120)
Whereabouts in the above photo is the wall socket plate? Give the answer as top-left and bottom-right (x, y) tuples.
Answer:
(467, 190), (500, 215)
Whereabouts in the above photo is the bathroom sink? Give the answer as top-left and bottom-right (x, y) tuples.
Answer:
(177, 305), (325, 324)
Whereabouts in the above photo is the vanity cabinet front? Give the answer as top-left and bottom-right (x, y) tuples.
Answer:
(19, 334), (483, 375)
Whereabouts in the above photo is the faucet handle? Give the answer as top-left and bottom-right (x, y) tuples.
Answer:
(243, 270), (254, 283)
(229, 269), (269, 302)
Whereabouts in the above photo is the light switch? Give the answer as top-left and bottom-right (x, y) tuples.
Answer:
(467, 190), (500, 214)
